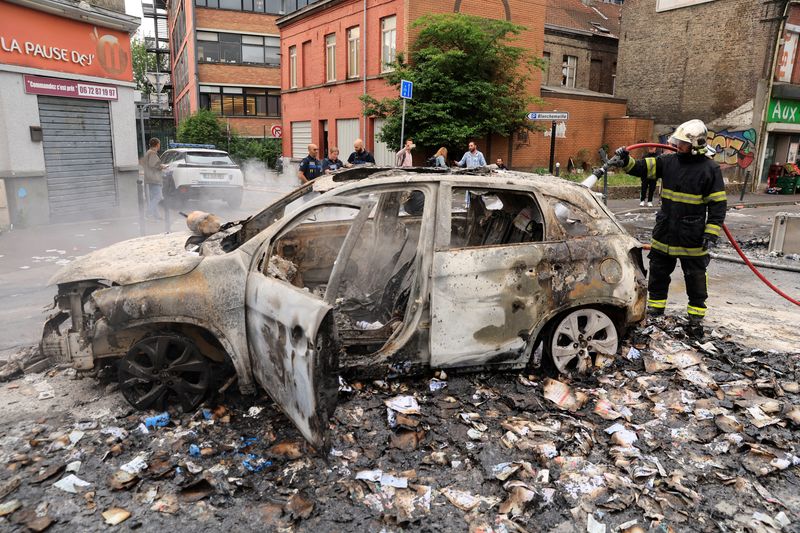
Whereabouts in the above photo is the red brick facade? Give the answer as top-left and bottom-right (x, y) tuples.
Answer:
(168, 2), (283, 138)
(278, 0), (644, 169)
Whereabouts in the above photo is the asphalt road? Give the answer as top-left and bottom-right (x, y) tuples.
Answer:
(0, 183), (289, 360)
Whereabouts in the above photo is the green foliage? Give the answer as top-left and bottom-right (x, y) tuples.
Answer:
(176, 109), (228, 149)
(361, 13), (544, 155)
(176, 110), (281, 167)
(131, 38), (157, 94)
(229, 137), (282, 167)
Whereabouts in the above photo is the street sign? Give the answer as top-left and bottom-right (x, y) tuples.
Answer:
(527, 111), (569, 121)
(271, 125), (282, 138)
(400, 79), (413, 99)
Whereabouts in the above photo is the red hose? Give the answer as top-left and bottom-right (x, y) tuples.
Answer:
(722, 225), (800, 306)
(624, 143), (800, 307)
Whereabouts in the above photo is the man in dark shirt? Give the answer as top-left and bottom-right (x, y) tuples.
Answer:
(322, 146), (344, 173)
(298, 144), (322, 184)
(346, 138), (375, 166)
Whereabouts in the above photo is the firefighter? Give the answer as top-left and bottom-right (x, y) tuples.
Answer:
(611, 119), (727, 325)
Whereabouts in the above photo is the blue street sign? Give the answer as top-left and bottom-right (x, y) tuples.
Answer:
(527, 111), (569, 121)
(400, 79), (413, 99)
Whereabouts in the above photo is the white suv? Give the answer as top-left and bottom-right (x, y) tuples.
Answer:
(161, 145), (244, 208)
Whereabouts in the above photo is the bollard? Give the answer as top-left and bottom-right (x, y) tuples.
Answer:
(138, 179), (147, 236)
(739, 171), (750, 202)
(555, 162), (561, 177)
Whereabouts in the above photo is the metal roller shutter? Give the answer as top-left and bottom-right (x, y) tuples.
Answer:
(38, 96), (117, 217)
(336, 118), (359, 159)
(291, 121), (312, 159)
(373, 118), (394, 166)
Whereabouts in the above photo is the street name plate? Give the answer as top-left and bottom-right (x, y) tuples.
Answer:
(527, 112), (569, 121)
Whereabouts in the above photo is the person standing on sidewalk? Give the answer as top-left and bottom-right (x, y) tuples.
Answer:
(346, 139), (376, 166)
(395, 139), (415, 167)
(322, 147), (344, 173)
(611, 119), (726, 326)
(298, 144), (322, 184)
(639, 144), (660, 207)
(455, 141), (486, 168)
(143, 138), (164, 220)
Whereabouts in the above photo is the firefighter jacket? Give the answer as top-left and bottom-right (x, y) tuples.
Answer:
(624, 152), (726, 257)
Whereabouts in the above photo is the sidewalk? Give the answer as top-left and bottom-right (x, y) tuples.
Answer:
(608, 192), (800, 213)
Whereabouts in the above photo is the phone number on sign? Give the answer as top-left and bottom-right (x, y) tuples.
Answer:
(77, 84), (117, 99)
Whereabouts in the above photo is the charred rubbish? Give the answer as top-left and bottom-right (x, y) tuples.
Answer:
(1, 318), (799, 531)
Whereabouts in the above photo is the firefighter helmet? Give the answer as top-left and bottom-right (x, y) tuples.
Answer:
(669, 119), (709, 155)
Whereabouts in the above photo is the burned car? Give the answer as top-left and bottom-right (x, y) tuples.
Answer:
(42, 168), (646, 447)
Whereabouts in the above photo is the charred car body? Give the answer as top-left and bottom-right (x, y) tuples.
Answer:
(42, 168), (646, 447)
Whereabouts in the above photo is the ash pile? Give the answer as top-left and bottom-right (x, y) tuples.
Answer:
(0, 318), (798, 532)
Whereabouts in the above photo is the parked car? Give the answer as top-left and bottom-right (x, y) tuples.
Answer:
(160, 144), (244, 208)
(41, 167), (646, 448)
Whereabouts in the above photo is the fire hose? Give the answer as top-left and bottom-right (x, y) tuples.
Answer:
(585, 143), (800, 307)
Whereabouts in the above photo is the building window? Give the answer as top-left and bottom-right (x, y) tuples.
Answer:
(171, 2), (186, 59)
(197, 31), (280, 65)
(380, 16), (396, 72)
(542, 51), (550, 85)
(561, 55), (577, 88)
(347, 26), (360, 79)
(173, 51), (189, 94)
(195, 0), (287, 14)
(199, 85), (281, 117)
(289, 45), (297, 88)
(325, 34), (336, 82)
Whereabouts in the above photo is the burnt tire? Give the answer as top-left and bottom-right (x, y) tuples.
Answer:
(543, 307), (620, 375)
(118, 333), (211, 412)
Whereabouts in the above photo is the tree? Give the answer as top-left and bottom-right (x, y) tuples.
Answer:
(361, 14), (544, 156)
(176, 109), (228, 149)
(131, 38), (157, 95)
(177, 110), (281, 167)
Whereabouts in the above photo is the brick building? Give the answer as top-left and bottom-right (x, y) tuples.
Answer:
(277, 0), (646, 171)
(616, 0), (788, 184)
(167, 0), (317, 138)
(542, 0), (620, 95)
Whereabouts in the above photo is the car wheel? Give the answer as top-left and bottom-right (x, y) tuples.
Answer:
(545, 308), (619, 374)
(117, 333), (211, 412)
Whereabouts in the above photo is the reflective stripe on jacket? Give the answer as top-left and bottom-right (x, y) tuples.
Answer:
(625, 152), (726, 256)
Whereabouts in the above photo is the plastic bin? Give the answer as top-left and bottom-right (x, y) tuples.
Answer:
(777, 176), (797, 194)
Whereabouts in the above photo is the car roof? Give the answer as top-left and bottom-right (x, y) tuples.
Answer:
(166, 148), (230, 154)
(314, 166), (592, 199)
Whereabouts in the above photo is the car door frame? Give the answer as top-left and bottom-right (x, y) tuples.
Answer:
(244, 196), (374, 449)
(429, 180), (571, 370)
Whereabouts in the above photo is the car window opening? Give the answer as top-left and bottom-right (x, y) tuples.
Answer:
(264, 190), (425, 362)
(450, 188), (545, 248)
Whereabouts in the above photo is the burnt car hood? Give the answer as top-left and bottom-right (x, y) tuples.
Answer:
(49, 232), (203, 286)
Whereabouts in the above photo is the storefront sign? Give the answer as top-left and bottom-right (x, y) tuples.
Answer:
(24, 75), (118, 101)
(0, 2), (132, 82)
(776, 26), (800, 83)
(768, 99), (800, 124)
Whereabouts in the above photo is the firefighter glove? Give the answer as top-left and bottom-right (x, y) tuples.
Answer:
(613, 146), (630, 166)
(702, 235), (718, 251)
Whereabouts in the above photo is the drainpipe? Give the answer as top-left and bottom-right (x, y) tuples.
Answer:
(363, 0), (368, 141)
(755, 0), (795, 191)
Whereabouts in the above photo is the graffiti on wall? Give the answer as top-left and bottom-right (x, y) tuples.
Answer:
(659, 128), (757, 169)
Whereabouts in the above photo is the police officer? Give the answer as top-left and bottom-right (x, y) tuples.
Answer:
(611, 119), (726, 325)
(298, 144), (322, 184)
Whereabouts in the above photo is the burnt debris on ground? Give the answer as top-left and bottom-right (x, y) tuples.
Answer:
(0, 318), (798, 532)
